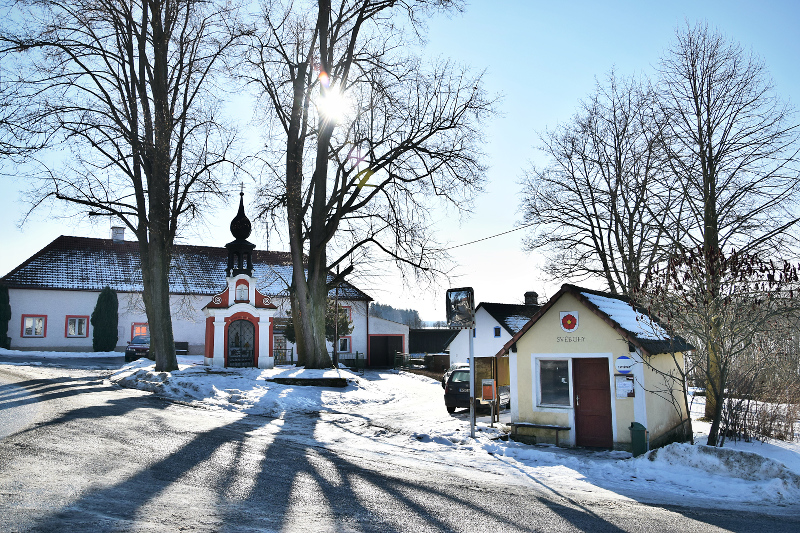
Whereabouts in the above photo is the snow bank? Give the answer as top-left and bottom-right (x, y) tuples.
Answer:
(110, 360), (397, 419)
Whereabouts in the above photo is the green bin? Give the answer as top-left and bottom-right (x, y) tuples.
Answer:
(630, 422), (649, 457)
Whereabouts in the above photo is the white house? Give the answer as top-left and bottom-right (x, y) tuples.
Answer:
(0, 196), (404, 367)
(446, 292), (541, 364)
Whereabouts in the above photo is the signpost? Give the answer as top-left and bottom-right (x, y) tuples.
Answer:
(446, 287), (476, 439)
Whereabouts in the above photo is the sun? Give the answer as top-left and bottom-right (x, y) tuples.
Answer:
(316, 84), (352, 124)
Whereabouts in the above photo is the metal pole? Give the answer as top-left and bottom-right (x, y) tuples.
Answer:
(333, 266), (339, 368)
(469, 325), (475, 439)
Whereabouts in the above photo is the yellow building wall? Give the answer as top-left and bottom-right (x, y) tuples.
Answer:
(512, 292), (687, 449)
(642, 350), (688, 445)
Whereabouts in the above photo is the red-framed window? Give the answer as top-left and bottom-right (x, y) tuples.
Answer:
(131, 322), (149, 339)
(337, 336), (352, 353)
(21, 315), (47, 338)
(339, 305), (352, 321)
(65, 315), (90, 338)
(235, 280), (249, 302)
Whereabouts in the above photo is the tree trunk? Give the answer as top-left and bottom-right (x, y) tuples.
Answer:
(139, 234), (177, 373)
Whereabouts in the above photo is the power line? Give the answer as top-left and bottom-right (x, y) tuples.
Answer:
(342, 221), (536, 266)
(442, 222), (536, 251)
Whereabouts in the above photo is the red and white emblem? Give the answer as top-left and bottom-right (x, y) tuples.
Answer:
(560, 311), (579, 332)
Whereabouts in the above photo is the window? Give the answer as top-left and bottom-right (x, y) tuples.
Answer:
(450, 370), (469, 383)
(337, 336), (351, 353)
(539, 359), (570, 406)
(339, 305), (352, 321)
(21, 315), (47, 337)
(66, 316), (89, 338)
(494, 326), (501, 337)
(132, 323), (149, 339)
(235, 282), (249, 301)
(473, 329), (476, 337)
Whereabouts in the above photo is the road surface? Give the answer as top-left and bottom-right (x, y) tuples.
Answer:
(1, 364), (798, 532)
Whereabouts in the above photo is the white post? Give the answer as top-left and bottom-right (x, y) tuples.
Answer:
(469, 326), (475, 439)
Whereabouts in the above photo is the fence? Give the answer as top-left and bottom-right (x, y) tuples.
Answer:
(274, 348), (295, 365)
(336, 351), (366, 370)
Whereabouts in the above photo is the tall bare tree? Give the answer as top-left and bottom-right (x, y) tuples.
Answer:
(520, 72), (672, 295)
(0, 0), (241, 371)
(244, 0), (492, 368)
(656, 22), (800, 420)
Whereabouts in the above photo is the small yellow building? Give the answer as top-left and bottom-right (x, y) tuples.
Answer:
(496, 284), (692, 451)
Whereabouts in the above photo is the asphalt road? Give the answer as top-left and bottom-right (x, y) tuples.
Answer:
(1, 364), (798, 532)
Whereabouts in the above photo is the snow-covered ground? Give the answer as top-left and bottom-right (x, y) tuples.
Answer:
(0, 347), (122, 359)
(3, 349), (800, 511)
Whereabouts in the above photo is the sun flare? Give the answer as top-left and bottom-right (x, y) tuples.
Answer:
(317, 85), (352, 123)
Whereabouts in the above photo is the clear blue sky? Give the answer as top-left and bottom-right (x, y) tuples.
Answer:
(2, 0), (799, 321)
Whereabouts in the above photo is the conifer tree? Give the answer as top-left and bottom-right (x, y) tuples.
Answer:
(91, 286), (119, 352)
(0, 285), (11, 349)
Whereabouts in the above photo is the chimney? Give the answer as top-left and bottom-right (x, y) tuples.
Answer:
(111, 226), (125, 243)
(524, 291), (538, 306)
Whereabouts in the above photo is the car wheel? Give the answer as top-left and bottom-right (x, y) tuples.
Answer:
(446, 406), (456, 414)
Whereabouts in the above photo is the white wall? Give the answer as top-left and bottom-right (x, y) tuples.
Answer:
(7, 288), (209, 352)
(446, 307), (514, 363)
(473, 307), (514, 358)
(7, 287), (370, 356)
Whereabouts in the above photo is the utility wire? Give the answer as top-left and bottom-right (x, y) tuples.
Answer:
(338, 222), (537, 266)
(442, 222), (536, 251)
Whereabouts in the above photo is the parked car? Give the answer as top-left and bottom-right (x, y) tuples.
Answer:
(441, 362), (469, 388)
(443, 367), (471, 413)
(125, 335), (151, 362)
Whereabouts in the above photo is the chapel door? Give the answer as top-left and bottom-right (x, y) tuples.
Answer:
(228, 320), (255, 367)
(573, 357), (613, 448)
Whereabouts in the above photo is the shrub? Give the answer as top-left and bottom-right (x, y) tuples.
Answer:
(91, 286), (119, 351)
(0, 285), (10, 349)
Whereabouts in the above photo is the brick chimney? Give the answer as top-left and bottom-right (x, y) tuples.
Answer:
(524, 291), (538, 306)
(111, 226), (125, 243)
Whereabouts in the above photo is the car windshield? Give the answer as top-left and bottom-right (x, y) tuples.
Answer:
(131, 335), (150, 345)
(450, 370), (470, 383)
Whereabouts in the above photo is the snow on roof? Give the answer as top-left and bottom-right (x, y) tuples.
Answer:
(1, 235), (372, 301)
(479, 302), (540, 335)
(503, 314), (533, 333)
(581, 292), (669, 341)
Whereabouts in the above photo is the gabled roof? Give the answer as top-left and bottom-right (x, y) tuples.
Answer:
(478, 302), (541, 336)
(0, 235), (372, 301)
(495, 284), (693, 358)
(409, 328), (459, 353)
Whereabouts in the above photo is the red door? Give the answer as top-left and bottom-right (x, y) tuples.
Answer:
(573, 358), (613, 448)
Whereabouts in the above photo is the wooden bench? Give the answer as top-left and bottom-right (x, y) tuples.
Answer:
(175, 341), (189, 355)
(510, 423), (571, 447)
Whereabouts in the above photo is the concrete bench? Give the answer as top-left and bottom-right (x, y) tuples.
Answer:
(510, 422), (571, 447)
(175, 341), (189, 355)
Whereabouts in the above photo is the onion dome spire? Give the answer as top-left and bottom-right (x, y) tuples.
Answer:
(230, 186), (252, 241)
(225, 185), (256, 277)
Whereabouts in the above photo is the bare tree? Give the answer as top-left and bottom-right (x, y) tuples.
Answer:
(638, 247), (800, 446)
(243, 0), (492, 368)
(656, 22), (800, 419)
(520, 72), (672, 295)
(0, 0), (241, 371)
